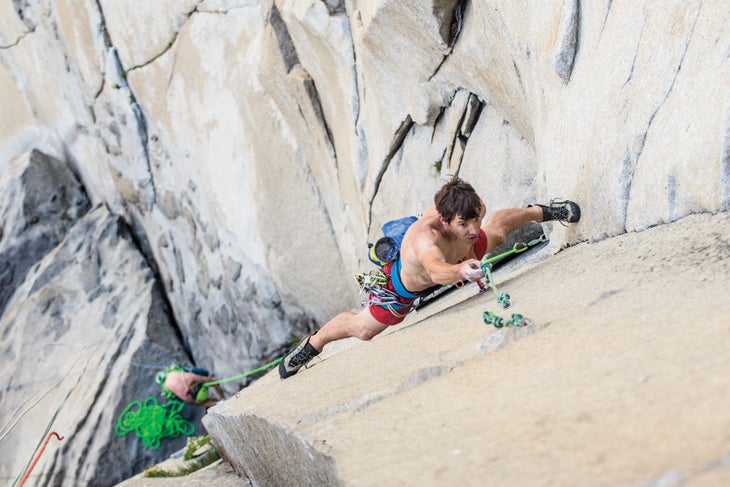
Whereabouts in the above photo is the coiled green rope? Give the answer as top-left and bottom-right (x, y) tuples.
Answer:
(115, 397), (194, 449)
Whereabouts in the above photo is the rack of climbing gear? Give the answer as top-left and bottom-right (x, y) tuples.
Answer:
(354, 268), (415, 319)
(354, 269), (401, 307)
(478, 235), (546, 328)
(115, 396), (195, 449)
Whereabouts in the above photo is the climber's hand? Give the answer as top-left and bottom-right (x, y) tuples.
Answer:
(459, 259), (484, 282)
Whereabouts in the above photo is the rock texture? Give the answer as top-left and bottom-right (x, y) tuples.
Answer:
(0, 150), (91, 317)
(0, 0), (728, 483)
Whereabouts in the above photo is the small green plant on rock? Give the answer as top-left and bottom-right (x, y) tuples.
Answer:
(142, 435), (220, 478)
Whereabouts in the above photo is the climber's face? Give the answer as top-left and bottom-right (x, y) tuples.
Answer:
(445, 214), (482, 243)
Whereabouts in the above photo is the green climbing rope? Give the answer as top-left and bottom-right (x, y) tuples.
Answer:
(483, 310), (533, 328)
(202, 357), (283, 387)
(479, 237), (544, 329)
(115, 396), (194, 449)
(480, 261), (512, 309)
(483, 234), (547, 266)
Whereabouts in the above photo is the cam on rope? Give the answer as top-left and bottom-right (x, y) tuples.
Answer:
(478, 235), (546, 329)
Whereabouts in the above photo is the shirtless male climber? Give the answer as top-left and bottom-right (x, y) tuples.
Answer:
(279, 176), (580, 379)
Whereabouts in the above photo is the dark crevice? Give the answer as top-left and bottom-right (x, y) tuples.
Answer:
(643, 4), (702, 129)
(320, 0), (346, 15)
(0, 28), (33, 49)
(722, 105), (730, 210)
(600, 0), (614, 35)
(12, 0), (36, 31)
(461, 93), (484, 138)
(433, 0), (467, 48)
(367, 116), (414, 230)
(116, 211), (193, 359)
(622, 14), (648, 87)
(301, 74), (337, 166)
(623, 0), (703, 225)
(94, 0), (156, 205)
(268, 3), (300, 73)
(451, 93), (484, 175)
(427, 0), (468, 81)
(512, 58), (524, 93)
(126, 4), (200, 73)
(345, 8), (362, 137)
(445, 94), (471, 173)
(555, 0), (580, 83)
(430, 107), (446, 144)
(2, 1), (35, 48)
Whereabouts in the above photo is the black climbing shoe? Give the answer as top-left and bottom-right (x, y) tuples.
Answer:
(279, 335), (320, 379)
(531, 199), (581, 224)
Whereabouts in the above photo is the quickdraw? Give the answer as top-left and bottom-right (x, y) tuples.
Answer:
(355, 269), (387, 288)
(355, 269), (397, 306)
(354, 269), (412, 315)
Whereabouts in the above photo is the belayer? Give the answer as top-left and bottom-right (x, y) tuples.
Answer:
(156, 365), (224, 408)
(279, 176), (581, 379)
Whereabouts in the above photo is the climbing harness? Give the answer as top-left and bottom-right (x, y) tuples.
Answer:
(115, 396), (195, 450)
(355, 269), (388, 294)
(354, 267), (417, 318)
(478, 235), (546, 328)
(355, 269), (402, 307)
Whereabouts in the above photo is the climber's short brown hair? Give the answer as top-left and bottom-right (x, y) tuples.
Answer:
(434, 176), (481, 223)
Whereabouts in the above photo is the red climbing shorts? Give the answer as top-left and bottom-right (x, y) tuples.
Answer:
(367, 260), (416, 326)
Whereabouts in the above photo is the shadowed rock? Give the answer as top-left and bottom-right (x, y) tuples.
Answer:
(0, 150), (91, 318)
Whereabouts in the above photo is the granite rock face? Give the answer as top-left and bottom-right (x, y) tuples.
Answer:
(0, 150), (91, 317)
(0, 0), (728, 483)
(0, 153), (198, 485)
(1, 0), (727, 373)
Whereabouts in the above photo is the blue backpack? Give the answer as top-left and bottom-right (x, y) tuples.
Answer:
(368, 216), (418, 266)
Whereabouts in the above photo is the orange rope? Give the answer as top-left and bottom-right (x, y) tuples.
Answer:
(17, 431), (64, 487)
